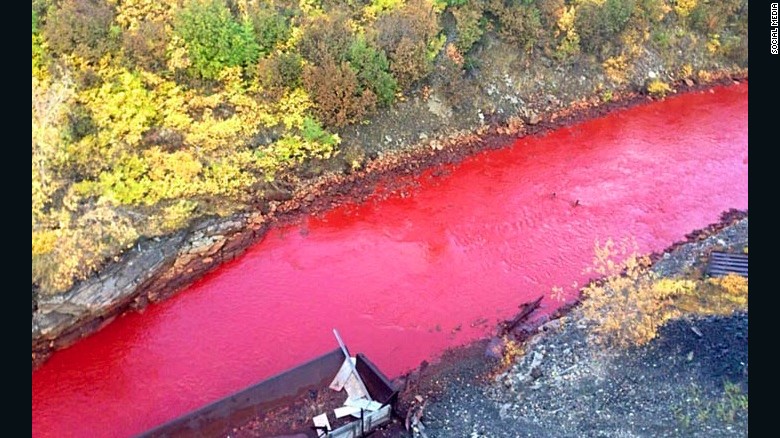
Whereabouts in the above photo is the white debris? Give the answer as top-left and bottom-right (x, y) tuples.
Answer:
(334, 406), (362, 418)
(344, 397), (383, 412)
(313, 413), (331, 437)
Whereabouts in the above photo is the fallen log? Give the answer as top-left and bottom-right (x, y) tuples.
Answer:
(498, 295), (544, 337)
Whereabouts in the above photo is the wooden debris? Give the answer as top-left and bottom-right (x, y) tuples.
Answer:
(499, 296), (544, 336)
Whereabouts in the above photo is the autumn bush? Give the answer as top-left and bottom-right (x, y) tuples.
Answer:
(536, 0), (565, 29)
(298, 13), (354, 65)
(688, 0), (746, 42)
(33, 205), (139, 293)
(636, 0), (671, 25)
(44, 0), (118, 61)
(122, 19), (169, 72)
(247, 2), (293, 57)
(32, 24), (46, 77)
(580, 238), (748, 349)
(258, 51), (304, 92)
(647, 78), (671, 97)
(303, 59), (378, 128)
(576, 0), (636, 57)
(486, 0), (543, 52)
(374, 0), (442, 87)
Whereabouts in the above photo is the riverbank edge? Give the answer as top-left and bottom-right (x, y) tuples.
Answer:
(377, 208), (749, 437)
(216, 208), (747, 437)
(31, 71), (748, 370)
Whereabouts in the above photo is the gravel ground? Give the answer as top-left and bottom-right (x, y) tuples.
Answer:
(390, 213), (748, 438)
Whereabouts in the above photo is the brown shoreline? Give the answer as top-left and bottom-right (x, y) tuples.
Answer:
(32, 72), (747, 370)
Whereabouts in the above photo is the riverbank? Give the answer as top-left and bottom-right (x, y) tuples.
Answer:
(373, 210), (748, 438)
(185, 210), (748, 437)
(31, 73), (747, 370)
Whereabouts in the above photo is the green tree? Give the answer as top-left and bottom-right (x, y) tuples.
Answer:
(249, 3), (291, 57)
(347, 37), (397, 106)
(175, 0), (260, 80)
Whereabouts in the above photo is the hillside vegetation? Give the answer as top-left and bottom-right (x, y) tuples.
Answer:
(32, 0), (747, 295)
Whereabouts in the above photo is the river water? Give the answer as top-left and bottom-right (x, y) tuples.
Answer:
(32, 83), (748, 437)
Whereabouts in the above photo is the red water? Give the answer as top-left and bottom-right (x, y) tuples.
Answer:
(32, 84), (748, 437)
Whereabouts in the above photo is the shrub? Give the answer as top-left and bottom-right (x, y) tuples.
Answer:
(553, 4), (580, 60)
(364, 0), (407, 21)
(688, 0), (743, 35)
(32, 76), (76, 220)
(387, 37), (433, 88)
(67, 102), (98, 144)
(347, 36), (398, 106)
(651, 28), (672, 48)
(258, 51), (304, 91)
(79, 67), (158, 152)
(303, 59), (377, 128)
(298, 14), (354, 66)
(486, 0), (543, 51)
(375, 0), (441, 87)
(576, 0), (635, 56)
(580, 238), (748, 349)
(122, 19), (169, 72)
(33, 33), (46, 78)
(43, 0), (118, 60)
(580, 238), (687, 348)
(256, 123), (340, 180)
(174, 0), (260, 80)
(673, 0), (697, 19)
(536, 0), (565, 29)
(672, 273), (748, 314)
(301, 116), (340, 147)
(647, 78), (671, 97)
(32, 205), (140, 294)
(451, 2), (486, 53)
(720, 34), (747, 65)
(154, 200), (199, 234)
(248, 2), (292, 57)
(602, 55), (629, 84)
(637, 0), (671, 24)
(32, 0), (49, 25)
(32, 9), (39, 34)
(114, 0), (175, 30)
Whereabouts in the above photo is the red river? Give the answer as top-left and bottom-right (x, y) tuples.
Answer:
(32, 83), (748, 437)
